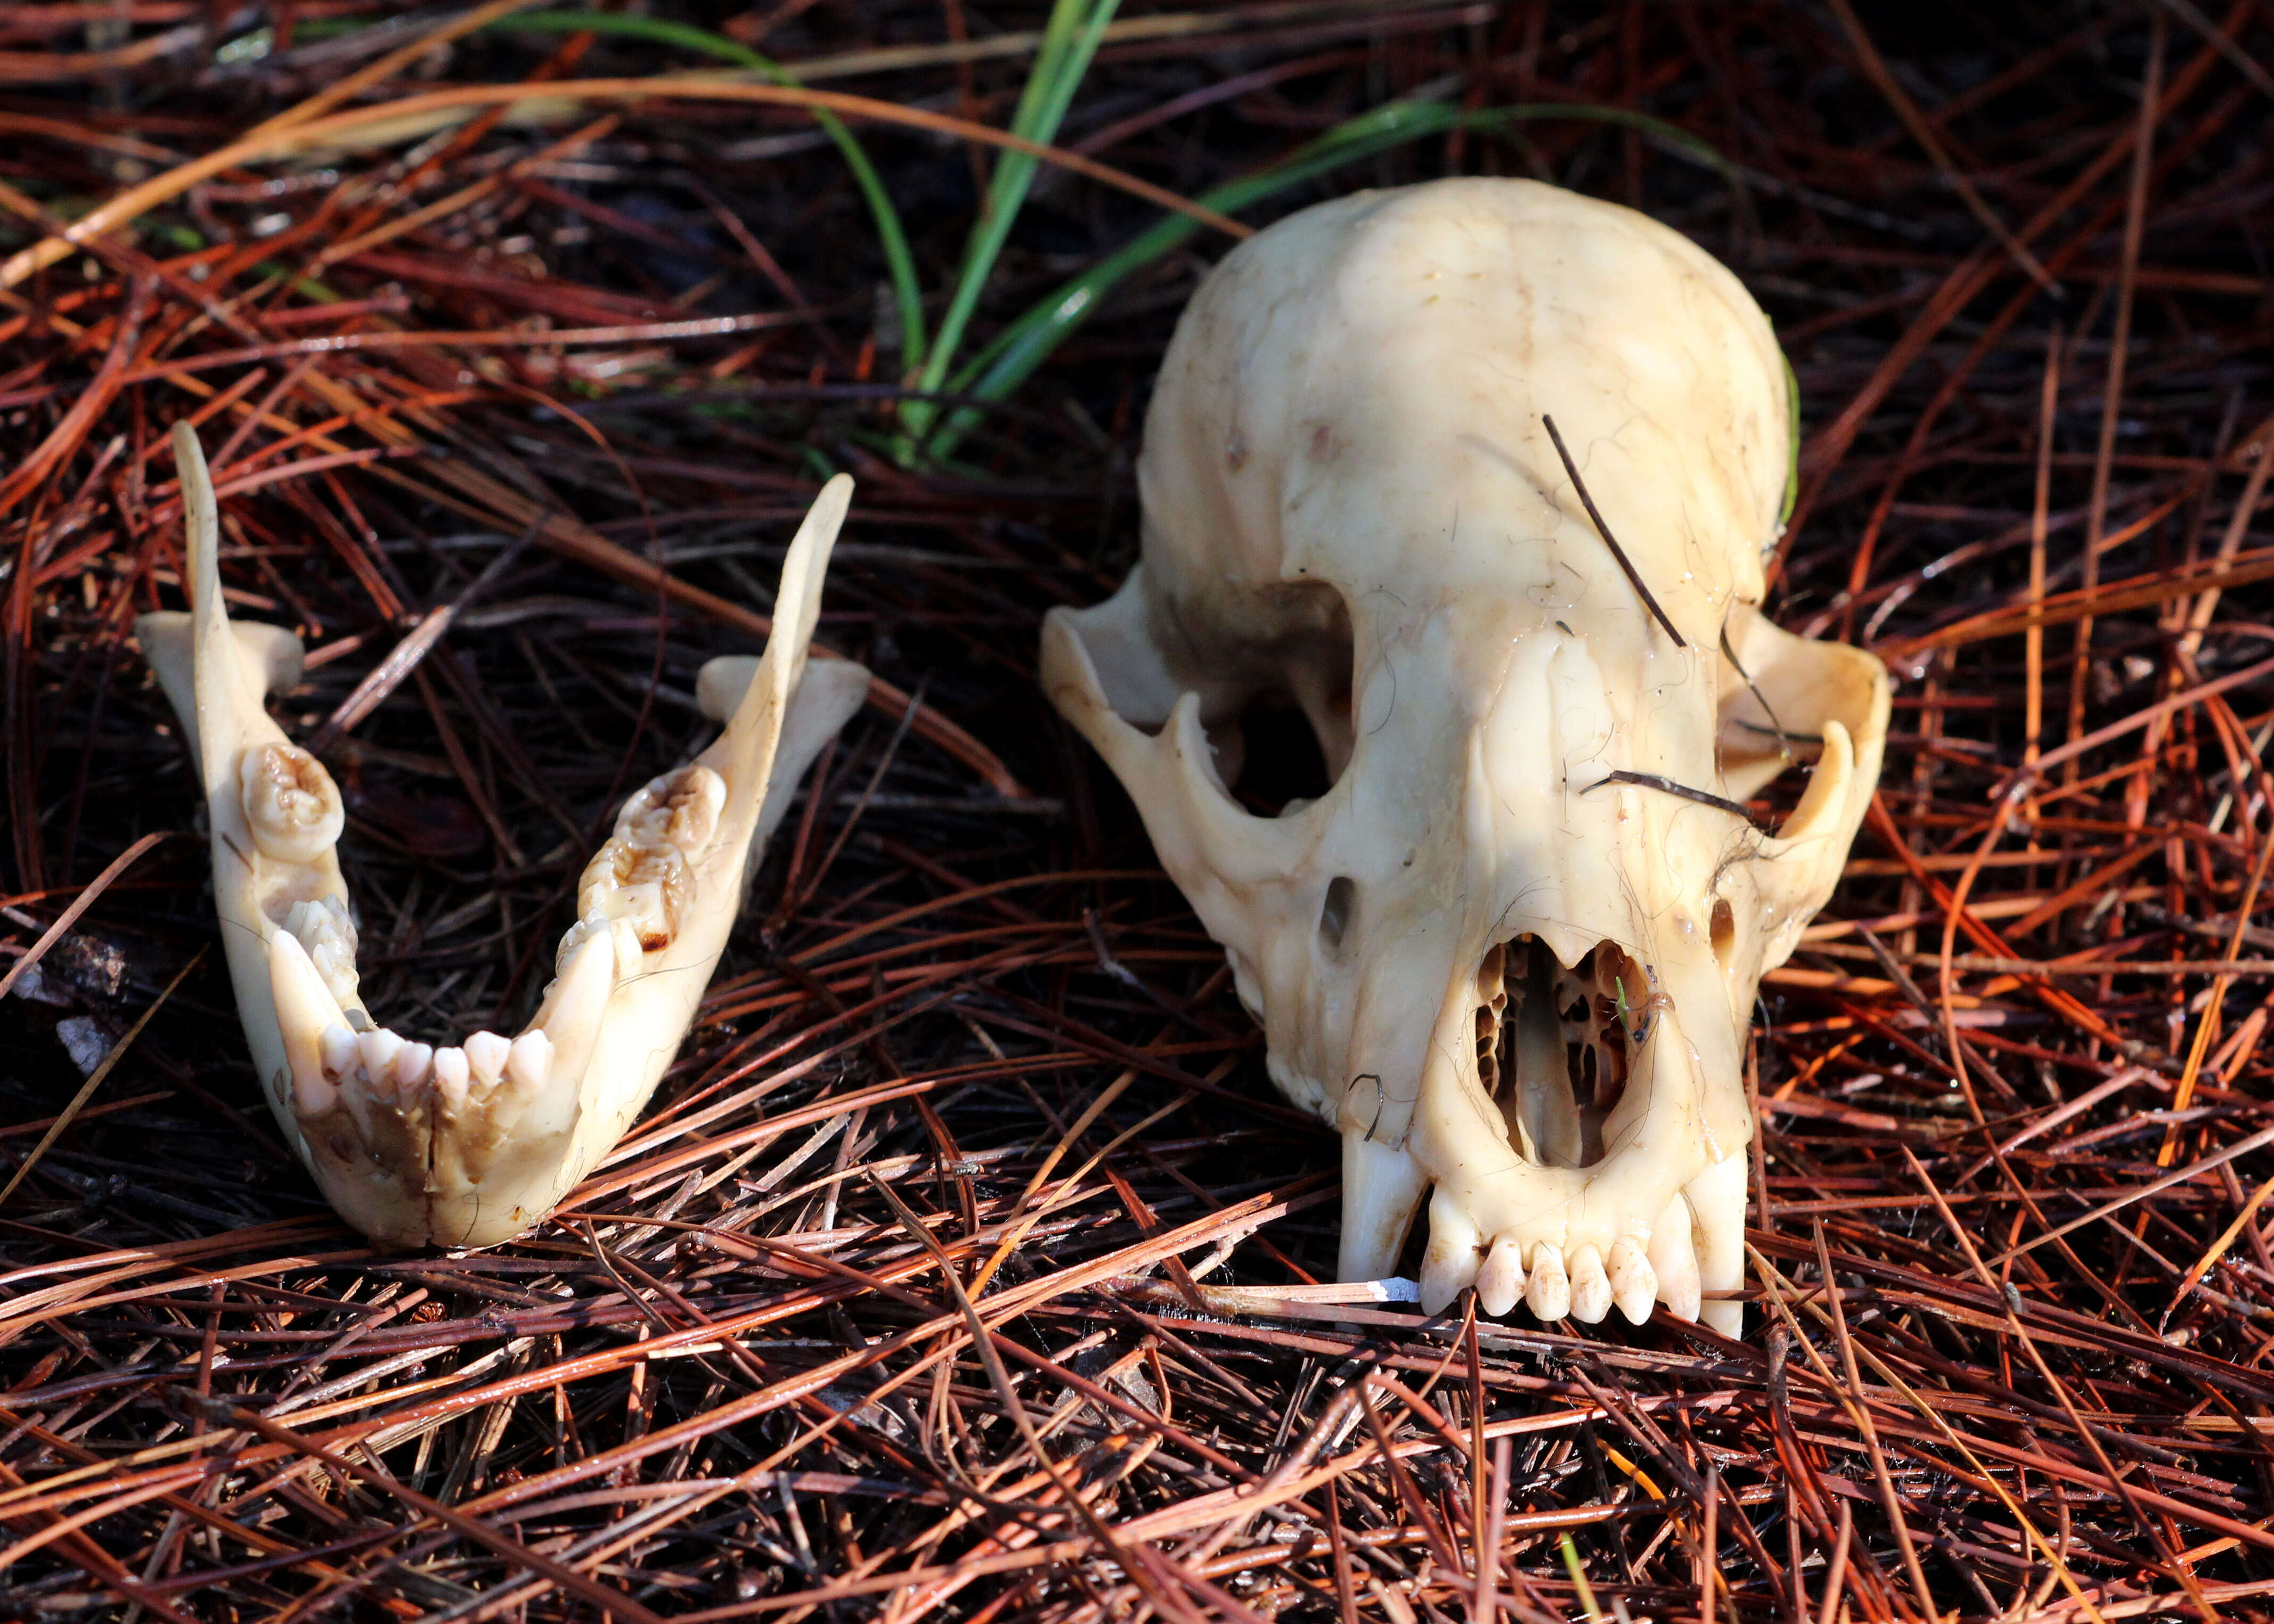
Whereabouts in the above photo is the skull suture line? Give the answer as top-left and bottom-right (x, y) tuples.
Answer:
(1043, 179), (1889, 1333)
(139, 424), (868, 1249)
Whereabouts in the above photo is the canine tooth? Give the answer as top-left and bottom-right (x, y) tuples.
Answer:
(239, 743), (345, 863)
(1648, 1196), (1702, 1323)
(357, 1027), (404, 1083)
(1567, 1244), (1612, 1323)
(1526, 1242), (1571, 1321)
(534, 926), (615, 1089)
(1417, 1190), (1481, 1315)
(1608, 1236), (1658, 1325)
(394, 1041), (434, 1090)
(1686, 1150), (1750, 1335)
(464, 1030), (511, 1085)
(1338, 1131), (1427, 1283)
(271, 929), (353, 1119)
(506, 1030), (552, 1090)
(431, 1047), (470, 1111)
(1476, 1234), (1525, 1317)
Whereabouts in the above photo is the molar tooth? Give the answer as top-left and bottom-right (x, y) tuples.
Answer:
(1567, 1245), (1612, 1323)
(283, 896), (361, 1006)
(1608, 1236), (1658, 1325)
(357, 1028), (404, 1087)
(394, 1041), (434, 1090)
(1526, 1243), (1571, 1321)
(464, 1031), (511, 1086)
(1648, 1197), (1703, 1323)
(431, 1047), (470, 1112)
(618, 764), (727, 855)
(1475, 1235), (1525, 1317)
(239, 743), (345, 863)
(578, 835), (689, 953)
(1418, 1190), (1481, 1316)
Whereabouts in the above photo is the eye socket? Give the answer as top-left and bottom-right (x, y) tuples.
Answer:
(1318, 876), (1357, 958)
(1710, 898), (1737, 969)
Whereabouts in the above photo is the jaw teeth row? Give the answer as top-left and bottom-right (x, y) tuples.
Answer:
(1423, 1163), (1744, 1329)
(312, 1021), (552, 1106)
(1463, 1234), (1657, 1324)
(569, 764), (726, 962)
(283, 896), (360, 1008)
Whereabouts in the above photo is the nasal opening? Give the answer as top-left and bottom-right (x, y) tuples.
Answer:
(1471, 935), (1663, 1168)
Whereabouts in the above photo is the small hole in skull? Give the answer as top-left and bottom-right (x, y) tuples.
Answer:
(1472, 935), (1654, 1169)
(1318, 876), (1356, 957)
(1710, 899), (1737, 968)
(1230, 700), (1334, 816)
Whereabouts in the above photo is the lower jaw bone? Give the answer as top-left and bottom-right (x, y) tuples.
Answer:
(140, 424), (869, 1248)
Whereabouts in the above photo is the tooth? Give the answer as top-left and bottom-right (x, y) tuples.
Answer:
(506, 1030), (552, 1090)
(271, 929), (352, 1119)
(501, 1029), (573, 1139)
(1476, 1234), (1525, 1317)
(319, 1023), (358, 1080)
(618, 764), (728, 855)
(1686, 1150), (1751, 1335)
(1526, 1242), (1571, 1321)
(431, 1047), (470, 1111)
(1338, 1131), (1427, 1283)
(1418, 1190), (1481, 1315)
(533, 925), (615, 1090)
(610, 916), (645, 977)
(464, 1030), (510, 1086)
(239, 742), (345, 863)
(1567, 1244), (1612, 1323)
(1608, 1236), (1658, 1325)
(1648, 1197), (1702, 1323)
(357, 1027), (404, 1086)
(579, 835), (689, 952)
(394, 1040), (434, 1090)
(284, 896), (360, 1006)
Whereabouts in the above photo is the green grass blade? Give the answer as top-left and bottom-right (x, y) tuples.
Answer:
(488, 10), (927, 373)
(904, 0), (1118, 435)
(924, 98), (1737, 460)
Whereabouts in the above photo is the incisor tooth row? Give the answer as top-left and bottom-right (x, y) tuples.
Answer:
(1437, 1231), (1683, 1326)
(309, 1020), (543, 1105)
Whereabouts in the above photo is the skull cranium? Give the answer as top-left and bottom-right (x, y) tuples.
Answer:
(1043, 179), (1889, 1332)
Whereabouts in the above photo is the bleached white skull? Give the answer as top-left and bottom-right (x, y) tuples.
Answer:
(1043, 179), (1888, 1333)
(139, 425), (867, 1248)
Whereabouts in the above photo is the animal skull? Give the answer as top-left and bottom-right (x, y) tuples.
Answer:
(138, 423), (868, 1248)
(1042, 179), (1888, 1333)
